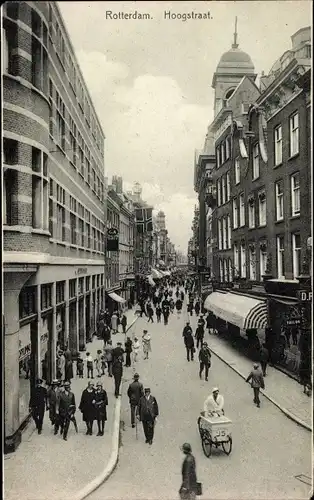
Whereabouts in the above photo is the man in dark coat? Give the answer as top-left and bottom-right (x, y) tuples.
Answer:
(259, 343), (269, 377)
(124, 337), (133, 367)
(112, 344), (124, 397)
(198, 342), (211, 381)
(121, 314), (128, 334)
(93, 381), (108, 436)
(127, 372), (144, 428)
(137, 388), (159, 445)
(47, 379), (60, 426)
(182, 322), (193, 338)
(29, 378), (48, 434)
(79, 381), (96, 435)
(184, 332), (195, 362)
(55, 381), (76, 440)
(195, 325), (205, 349)
(179, 443), (198, 500)
(246, 363), (265, 408)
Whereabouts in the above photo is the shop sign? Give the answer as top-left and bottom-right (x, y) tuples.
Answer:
(76, 267), (87, 276)
(107, 228), (119, 251)
(213, 282), (233, 290)
(297, 290), (312, 302)
(201, 284), (213, 294)
(286, 317), (301, 326)
(19, 342), (31, 362)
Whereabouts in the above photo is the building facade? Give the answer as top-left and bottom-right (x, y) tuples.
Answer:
(3, 1), (106, 451)
(105, 188), (121, 312)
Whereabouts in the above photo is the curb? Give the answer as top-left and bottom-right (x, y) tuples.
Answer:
(209, 345), (312, 432)
(71, 313), (140, 500)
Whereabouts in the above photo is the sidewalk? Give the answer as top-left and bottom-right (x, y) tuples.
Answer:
(4, 308), (139, 500)
(188, 315), (312, 431)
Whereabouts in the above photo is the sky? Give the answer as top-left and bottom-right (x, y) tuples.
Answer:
(58, 1), (311, 254)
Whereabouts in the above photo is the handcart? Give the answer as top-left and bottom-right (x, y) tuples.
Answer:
(197, 411), (232, 457)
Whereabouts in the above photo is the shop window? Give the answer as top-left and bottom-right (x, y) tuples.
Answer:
(97, 275), (100, 288)
(78, 278), (84, 295)
(41, 284), (52, 310)
(19, 286), (37, 319)
(56, 281), (65, 304)
(92, 275), (96, 289)
(69, 279), (76, 298)
(86, 276), (90, 291)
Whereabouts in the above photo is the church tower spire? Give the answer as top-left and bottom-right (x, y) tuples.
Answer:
(232, 17), (239, 49)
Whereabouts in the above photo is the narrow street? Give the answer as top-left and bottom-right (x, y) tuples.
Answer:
(89, 305), (311, 500)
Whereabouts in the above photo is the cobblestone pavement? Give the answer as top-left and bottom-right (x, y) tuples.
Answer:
(88, 304), (312, 500)
(4, 308), (139, 500)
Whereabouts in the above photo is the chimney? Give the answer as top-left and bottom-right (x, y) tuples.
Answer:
(112, 175), (123, 194)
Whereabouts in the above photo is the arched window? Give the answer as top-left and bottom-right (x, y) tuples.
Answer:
(225, 88), (236, 100)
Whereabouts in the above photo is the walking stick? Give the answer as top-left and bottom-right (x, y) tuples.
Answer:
(135, 415), (138, 440)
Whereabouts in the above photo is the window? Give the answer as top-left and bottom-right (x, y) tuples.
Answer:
(260, 245), (267, 278)
(277, 236), (285, 278)
(225, 137), (230, 160)
(92, 275), (96, 289)
(86, 222), (91, 248)
(55, 23), (65, 66)
(56, 204), (65, 241)
(56, 281), (65, 304)
(234, 244), (239, 275)
(227, 215), (231, 248)
(19, 286), (37, 319)
(235, 158), (240, 184)
(258, 192), (266, 226)
(226, 172), (231, 201)
(252, 143), (259, 179)
(248, 198), (255, 228)
(3, 138), (18, 165)
(69, 117), (77, 166)
(228, 259), (233, 282)
(249, 246), (256, 280)
(275, 182), (284, 221)
(41, 284), (52, 310)
(290, 113), (299, 156)
(86, 276), (90, 291)
(216, 147), (220, 168)
(292, 234), (301, 279)
(233, 198), (238, 229)
(291, 173), (300, 216)
(223, 259), (228, 282)
(2, 27), (9, 73)
(70, 213), (77, 244)
(240, 244), (247, 278)
(221, 176), (226, 204)
(3, 25), (17, 75)
(218, 219), (222, 250)
(239, 194), (245, 227)
(78, 277), (84, 295)
(221, 142), (225, 164)
(274, 125), (282, 166)
(69, 279), (76, 298)
(32, 9), (41, 37)
(31, 35), (48, 94)
(79, 218), (84, 247)
(223, 217), (227, 250)
(219, 260), (223, 281)
(56, 93), (66, 150)
(217, 179), (221, 206)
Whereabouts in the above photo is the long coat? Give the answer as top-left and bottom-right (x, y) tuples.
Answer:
(137, 394), (159, 422)
(58, 391), (76, 417)
(181, 453), (197, 493)
(65, 360), (73, 381)
(79, 389), (96, 421)
(93, 389), (108, 420)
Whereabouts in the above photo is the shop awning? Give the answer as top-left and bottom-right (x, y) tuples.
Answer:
(108, 292), (126, 304)
(162, 270), (171, 276)
(151, 268), (163, 279)
(204, 292), (268, 330)
(147, 275), (156, 286)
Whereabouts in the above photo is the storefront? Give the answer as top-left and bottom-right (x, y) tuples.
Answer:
(106, 290), (126, 313)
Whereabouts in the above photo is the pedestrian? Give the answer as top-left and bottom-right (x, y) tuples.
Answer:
(198, 342), (211, 381)
(182, 322), (193, 338)
(140, 301), (147, 317)
(79, 381), (96, 435)
(125, 337), (133, 367)
(176, 298), (183, 318)
(246, 363), (265, 408)
(197, 315), (205, 329)
(103, 323), (111, 347)
(101, 353), (107, 375)
(93, 382), (108, 436)
(55, 381), (76, 441)
(204, 387), (224, 416)
(179, 443), (198, 500)
(184, 331), (195, 362)
(85, 352), (94, 379)
(65, 358), (73, 382)
(112, 341), (125, 362)
(142, 330), (152, 360)
(97, 316), (106, 340)
(137, 388), (159, 445)
(180, 290), (185, 302)
(195, 325), (204, 349)
(29, 378), (48, 434)
(111, 311), (118, 334)
(104, 340), (113, 377)
(121, 313), (127, 334)
(76, 354), (84, 378)
(147, 303), (154, 323)
(194, 300), (200, 316)
(47, 379), (60, 426)
(59, 351), (66, 381)
(156, 305), (162, 323)
(95, 350), (103, 377)
(259, 343), (269, 377)
(112, 349), (124, 398)
(127, 373), (144, 428)
(133, 337), (141, 363)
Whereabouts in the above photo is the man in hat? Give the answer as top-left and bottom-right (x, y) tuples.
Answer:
(198, 342), (211, 381)
(112, 343), (124, 397)
(127, 373), (144, 428)
(246, 363), (265, 408)
(179, 443), (198, 500)
(93, 381), (108, 436)
(204, 388), (224, 416)
(29, 378), (48, 434)
(55, 381), (76, 440)
(47, 379), (61, 426)
(137, 388), (159, 445)
(79, 381), (96, 435)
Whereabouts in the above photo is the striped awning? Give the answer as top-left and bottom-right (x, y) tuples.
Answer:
(204, 292), (268, 330)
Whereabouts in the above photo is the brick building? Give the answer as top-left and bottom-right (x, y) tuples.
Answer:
(2, 1), (106, 451)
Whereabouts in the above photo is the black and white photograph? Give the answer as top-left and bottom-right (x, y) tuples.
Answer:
(2, 1), (312, 499)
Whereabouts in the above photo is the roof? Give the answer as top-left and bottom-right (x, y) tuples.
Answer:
(217, 48), (255, 72)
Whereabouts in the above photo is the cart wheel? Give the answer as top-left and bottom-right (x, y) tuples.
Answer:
(197, 417), (202, 435)
(201, 434), (212, 458)
(222, 437), (232, 455)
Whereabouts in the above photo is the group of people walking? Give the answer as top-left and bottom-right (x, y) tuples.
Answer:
(182, 317), (212, 381)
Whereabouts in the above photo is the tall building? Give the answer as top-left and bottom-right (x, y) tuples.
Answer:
(2, 2), (106, 451)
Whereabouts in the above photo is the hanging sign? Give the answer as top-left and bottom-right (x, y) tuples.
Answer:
(107, 227), (119, 251)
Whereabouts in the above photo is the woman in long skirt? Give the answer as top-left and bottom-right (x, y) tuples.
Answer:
(142, 330), (151, 360)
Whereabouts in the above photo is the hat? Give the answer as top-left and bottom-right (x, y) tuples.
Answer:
(52, 379), (59, 385)
(203, 342), (208, 346)
(96, 382), (102, 387)
(144, 387), (150, 392)
(36, 378), (43, 385)
(253, 363), (259, 369)
(134, 373), (139, 379)
(64, 381), (71, 387)
(117, 342), (122, 346)
(143, 329), (148, 333)
(181, 443), (192, 453)
(212, 387), (219, 393)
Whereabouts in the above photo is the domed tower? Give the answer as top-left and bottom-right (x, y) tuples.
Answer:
(212, 18), (256, 116)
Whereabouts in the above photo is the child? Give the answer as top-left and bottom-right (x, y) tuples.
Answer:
(76, 355), (84, 378)
(85, 352), (94, 379)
